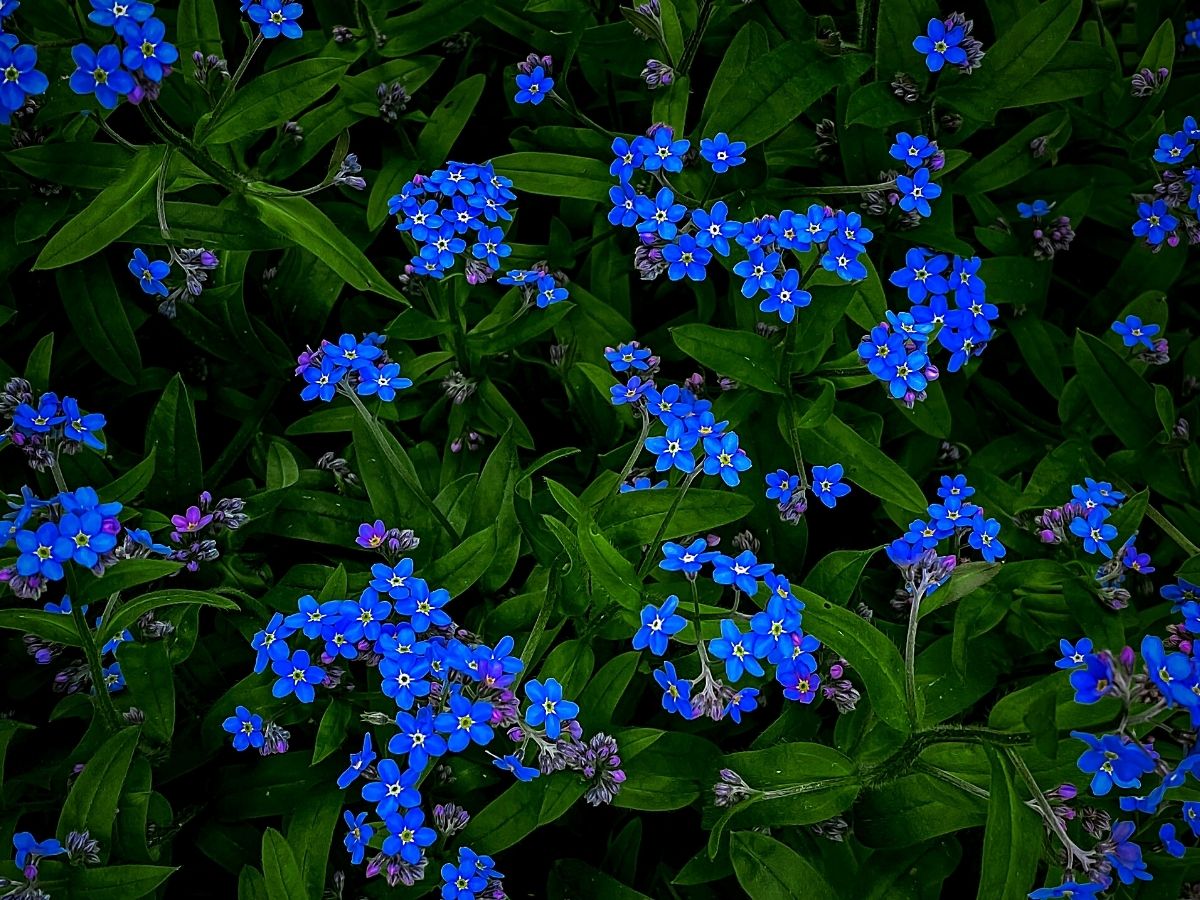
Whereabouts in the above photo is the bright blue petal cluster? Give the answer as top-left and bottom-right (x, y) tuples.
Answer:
(2, 487), (123, 586)
(245, 0), (304, 39)
(239, 526), (624, 890)
(1132, 115), (1199, 246)
(886, 474), (1001, 575)
(2, 390), (106, 455)
(390, 162), (531, 293)
(295, 332), (412, 403)
(1111, 315), (1162, 351)
(891, 132), (944, 220)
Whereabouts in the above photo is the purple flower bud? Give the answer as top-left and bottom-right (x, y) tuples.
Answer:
(506, 726), (525, 742)
(829, 663), (844, 679)
(1120, 645), (1136, 670)
(705, 533), (721, 547)
(1056, 783), (1078, 800)
(450, 439), (463, 454)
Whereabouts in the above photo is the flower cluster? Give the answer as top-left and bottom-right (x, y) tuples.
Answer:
(764, 464), (851, 523)
(234, 529), (623, 890)
(1133, 115), (1200, 248)
(127, 247), (220, 318)
(606, 341), (753, 487)
(912, 12), (986, 74)
(157, 491), (247, 572)
(64, 0), (181, 110)
(1034, 478), (1127, 559)
(1015, 199), (1076, 260)
(634, 539), (841, 721)
(296, 332), (413, 403)
(856, 245), (993, 406)
(0, 487), (123, 600)
(0, 379), (105, 471)
(889, 132), (945, 221)
(606, 125), (876, 310)
(389, 161), (527, 289)
(887, 475), (1004, 579)
(1034, 601), (1200, 894)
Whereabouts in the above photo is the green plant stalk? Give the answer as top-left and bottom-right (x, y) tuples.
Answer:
(1146, 504), (1200, 557)
(199, 34), (264, 143)
(903, 580), (930, 727)
(1006, 747), (1094, 869)
(344, 388), (462, 544)
(678, 0), (716, 75)
(595, 403), (652, 521)
(637, 467), (701, 578)
(520, 565), (561, 670)
(49, 459), (122, 732)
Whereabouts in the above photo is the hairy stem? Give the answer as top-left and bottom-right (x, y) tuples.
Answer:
(1147, 504), (1200, 557)
(637, 468), (700, 578)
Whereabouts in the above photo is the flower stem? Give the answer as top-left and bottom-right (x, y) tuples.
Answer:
(1146, 504), (1200, 558)
(678, 0), (716, 75)
(903, 581), (928, 726)
(689, 577), (710, 663)
(1006, 747), (1094, 870)
(596, 404), (652, 518)
(200, 34), (263, 141)
(548, 91), (616, 140)
(344, 388), (462, 544)
(637, 468), (700, 578)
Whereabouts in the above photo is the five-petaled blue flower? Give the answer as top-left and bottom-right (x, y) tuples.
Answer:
(435, 691), (494, 751)
(733, 247), (780, 298)
(760, 268), (811, 323)
(913, 17), (967, 72)
(1069, 509), (1118, 558)
(1111, 315), (1160, 349)
(638, 127), (689, 173)
(514, 65), (553, 105)
(1017, 199), (1053, 219)
(61, 397), (106, 450)
(1131, 199), (1177, 246)
(342, 810), (373, 865)
(362, 757), (420, 816)
(663, 234), (712, 281)
(605, 342), (651, 372)
(389, 706), (447, 771)
(765, 470), (799, 505)
(659, 539), (716, 576)
(702, 432), (752, 487)
(523, 678), (579, 740)
(1071, 731), (1155, 795)
(708, 618), (764, 682)
(632, 594), (686, 656)
(653, 660), (693, 718)
(69, 44), (136, 108)
(271, 648), (324, 703)
(610, 136), (644, 181)
(14, 522), (73, 581)
(300, 357), (345, 402)
(712, 549), (773, 596)
(382, 807), (436, 863)
(811, 464), (850, 509)
(1069, 653), (1114, 704)
(89, 0), (154, 28)
(222, 705), (264, 751)
(356, 362), (413, 401)
(1154, 130), (1194, 164)
(1055, 637), (1093, 669)
(967, 515), (1005, 562)
(129, 248), (171, 296)
(0, 41), (48, 123)
(535, 274), (568, 308)
(692, 201), (741, 257)
(896, 166), (941, 218)
(248, 0), (304, 39)
(120, 18), (178, 82)
(442, 851), (489, 900)
(646, 420), (698, 473)
(889, 132), (937, 166)
(700, 132), (746, 174)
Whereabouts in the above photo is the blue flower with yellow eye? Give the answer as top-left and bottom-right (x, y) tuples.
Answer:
(708, 619), (764, 682)
(703, 432), (752, 486)
(699, 132), (746, 173)
(646, 420), (698, 473)
(514, 65), (553, 105)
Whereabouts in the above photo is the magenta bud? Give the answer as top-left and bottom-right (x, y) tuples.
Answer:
(924, 364), (940, 381)
(1038, 529), (1057, 544)
(1181, 640), (1193, 654)
(1060, 807), (1077, 820)
(1120, 645), (1136, 670)
(506, 726), (524, 742)
(705, 533), (721, 547)
(1057, 783), (1077, 799)
(450, 439), (463, 454)
(829, 664), (844, 679)
(24, 864), (38, 881)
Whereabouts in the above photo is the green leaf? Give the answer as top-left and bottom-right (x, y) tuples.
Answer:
(939, 0), (1082, 121)
(703, 40), (865, 147)
(34, 146), (165, 270)
(1072, 331), (1160, 449)
(920, 561), (1002, 619)
(57, 258), (142, 385)
(801, 547), (879, 606)
(351, 415), (435, 540)
(671, 324), (782, 394)
(119, 641), (176, 746)
(700, 22), (768, 129)
(312, 700), (352, 764)
(730, 831), (836, 900)
(953, 111), (1071, 194)
(977, 751), (1040, 899)
(722, 741), (860, 830)
(37, 865), (177, 900)
(490, 153), (613, 202)
(101, 448), (157, 504)
(876, 0), (939, 87)
(417, 74), (487, 168)
(96, 590), (240, 647)
(799, 594), (912, 733)
(286, 789), (343, 900)
(177, 0), (221, 56)
(145, 374), (203, 509)
(261, 828), (307, 900)
(24, 333), (53, 393)
(8, 142), (133, 190)
(59, 727), (141, 852)
(795, 414), (927, 514)
(1009, 315), (1065, 398)
(597, 488), (755, 550)
(423, 525), (499, 597)
(78, 559), (183, 604)
(247, 195), (407, 302)
(0, 608), (83, 647)
(576, 516), (642, 612)
(204, 59), (348, 144)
